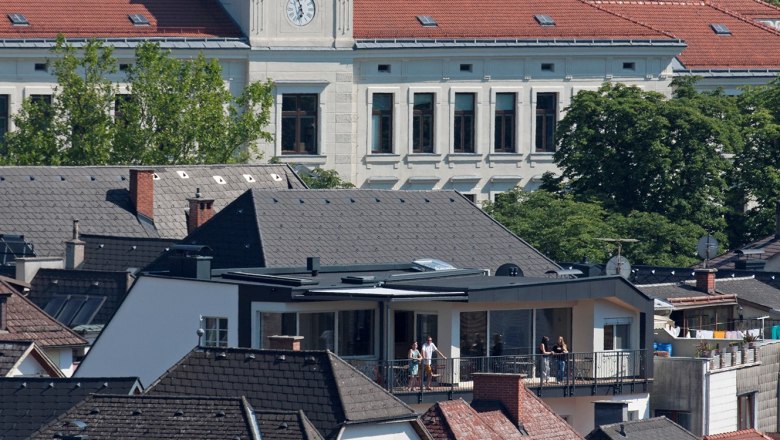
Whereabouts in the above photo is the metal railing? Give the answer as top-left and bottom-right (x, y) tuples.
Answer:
(347, 349), (649, 396)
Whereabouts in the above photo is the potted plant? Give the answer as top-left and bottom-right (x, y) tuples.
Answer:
(743, 333), (759, 348)
(696, 341), (714, 358)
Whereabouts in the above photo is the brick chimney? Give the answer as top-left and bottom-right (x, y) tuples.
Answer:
(268, 335), (303, 351)
(0, 291), (9, 331)
(129, 169), (154, 221)
(187, 189), (215, 234)
(695, 268), (717, 294)
(65, 219), (85, 270)
(473, 373), (525, 427)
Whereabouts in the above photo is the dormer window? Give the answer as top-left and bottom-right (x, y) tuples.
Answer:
(710, 23), (731, 35)
(8, 13), (29, 26)
(128, 14), (150, 26)
(417, 16), (437, 27)
(534, 14), (555, 26)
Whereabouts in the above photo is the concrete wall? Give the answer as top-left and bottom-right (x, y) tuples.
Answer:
(546, 393), (649, 435)
(708, 368), (738, 435)
(651, 357), (706, 436)
(752, 341), (780, 433)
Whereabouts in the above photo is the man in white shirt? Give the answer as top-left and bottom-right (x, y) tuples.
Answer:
(421, 336), (446, 390)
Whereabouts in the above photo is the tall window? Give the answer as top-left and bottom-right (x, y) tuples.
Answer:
(454, 93), (475, 153)
(535, 92), (557, 152)
(300, 312), (335, 351)
(282, 94), (318, 154)
(338, 310), (375, 356)
(460, 311), (487, 357)
(738, 393), (755, 430)
(114, 94), (132, 126)
(604, 319), (631, 350)
(203, 317), (228, 347)
(371, 93), (393, 153)
(413, 93), (434, 153)
(0, 95), (8, 148)
(494, 93), (516, 152)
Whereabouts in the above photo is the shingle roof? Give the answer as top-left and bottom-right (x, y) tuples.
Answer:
(590, 0), (780, 69)
(256, 410), (325, 440)
(28, 268), (132, 327)
(29, 394), (260, 440)
(709, 0), (780, 21)
(0, 376), (140, 440)
(0, 283), (87, 348)
(421, 399), (510, 440)
(703, 430), (773, 440)
(507, 386), (584, 439)
(353, 0), (676, 40)
(586, 416), (698, 440)
(0, 165), (304, 259)
(146, 347), (418, 440)
(170, 189), (558, 276)
(0, 341), (33, 376)
(0, 0), (243, 39)
(81, 234), (177, 272)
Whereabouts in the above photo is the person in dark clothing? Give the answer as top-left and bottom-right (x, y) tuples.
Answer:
(539, 336), (551, 383)
(553, 336), (568, 382)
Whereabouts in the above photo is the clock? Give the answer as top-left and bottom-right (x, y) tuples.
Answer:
(286, 0), (316, 26)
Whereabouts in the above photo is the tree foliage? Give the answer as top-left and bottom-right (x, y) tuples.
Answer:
(298, 167), (355, 189)
(1, 38), (273, 165)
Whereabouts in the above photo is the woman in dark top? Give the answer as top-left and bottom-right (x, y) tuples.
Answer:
(553, 336), (568, 382)
(539, 336), (551, 383)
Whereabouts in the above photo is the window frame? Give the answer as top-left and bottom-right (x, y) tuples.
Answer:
(371, 92), (394, 154)
(604, 319), (631, 350)
(453, 92), (476, 153)
(0, 95), (8, 147)
(281, 93), (319, 155)
(535, 92), (558, 153)
(493, 92), (517, 153)
(203, 316), (229, 348)
(412, 92), (436, 153)
(738, 392), (755, 430)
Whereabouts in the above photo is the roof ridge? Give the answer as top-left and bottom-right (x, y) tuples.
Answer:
(580, 0), (684, 40)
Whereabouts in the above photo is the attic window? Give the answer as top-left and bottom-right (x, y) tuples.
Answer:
(711, 23), (731, 35)
(460, 64), (473, 72)
(377, 64), (391, 73)
(176, 171), (189, 179)
(534, 14), (555, 26)
(8, 13), (29, 26)
(623, 62), (636, 71)
(416, 15), (438, 27)
(128, 14), (150, 26)
(541, 63), (555, 72)
(243, 174), (256, 183)
(34, 63), (47, 72)
(213, 175), (226, 184)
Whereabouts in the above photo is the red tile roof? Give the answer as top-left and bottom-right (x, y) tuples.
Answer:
(703, 429), (773, 439)
(353, 0), (676, 40)
(421, 399), (511, 440)
(591, 0), (780, 69)
(0, 281), (87, 348)
(517, 386), (583, 439)
(0, 0), (242, 39)
(710, 0), (780, 20)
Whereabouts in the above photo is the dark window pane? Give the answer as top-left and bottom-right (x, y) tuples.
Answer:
(535, 93), (557, 152)
(70, 296), (106, 326)
(44, 296), (68, 318)
(454, 93), (475, 153)
(56, 296), (87, 326)
(372, 93), (393, 153)
(494, 93), (516, 152)
(413, 93), (434, 153)
(0, 95), (8, 147)
(282, 94), (319, 154)
(300, 312), (334, 350)
(490, 310), (532, 355)
(338, 310), (375, 356)
(460, 311), (487, 357)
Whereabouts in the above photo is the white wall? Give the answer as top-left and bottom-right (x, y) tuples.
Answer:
(340, 421), (422, 440)
(75, 276), (239, 387)
(545, 393), (649, 435)
(706, 369), (738, 435)
(11, 353), (48, 377)
(44, 347), (75, 377)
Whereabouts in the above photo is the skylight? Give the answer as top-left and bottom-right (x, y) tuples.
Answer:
(8, 13), (29, 26)
(416, 15), (438, 27)
(710, 23), (731, 35)
(128, 14), (150, 26)
(534, 14), (556, 26)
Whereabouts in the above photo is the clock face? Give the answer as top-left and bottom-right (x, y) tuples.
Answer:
(286, 0), (316, 26)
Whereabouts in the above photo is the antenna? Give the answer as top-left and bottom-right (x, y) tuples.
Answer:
(696, 234), (719, 268)
(597, 238), (638, 279)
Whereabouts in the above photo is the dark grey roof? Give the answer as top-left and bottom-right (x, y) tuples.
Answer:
(0, 341), (32, 376)
(256, 410), (325, 440)
(146, 347), (418, 440)
(168, 189), (558, 276)
(0, 376), (140, 440)
(0, 165), (304, 258)
(586, 416), (698, 440)
(637, 276), (780, 310)
(29, 394), (260, 440)
(28, 268), (132, 327)
(81, 234), (177, 272)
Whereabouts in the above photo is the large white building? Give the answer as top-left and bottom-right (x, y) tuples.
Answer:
(1, 0), (780, 200)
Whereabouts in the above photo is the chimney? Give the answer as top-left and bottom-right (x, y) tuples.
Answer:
(129, 169), (154, 222)
(65, 219), (85, 270)
(187, 189), (215, 234)
(268, 335), (304, 351)
(695, 268), (717, 294)
(473, 373), (525, 427)
(307, 257), (320, 276)
(0, 292), (9, 331)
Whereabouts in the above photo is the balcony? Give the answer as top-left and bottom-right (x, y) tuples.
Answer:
(348, 350), (651, 404)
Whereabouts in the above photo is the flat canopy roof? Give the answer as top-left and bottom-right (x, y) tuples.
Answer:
(301, 287), (467, 301)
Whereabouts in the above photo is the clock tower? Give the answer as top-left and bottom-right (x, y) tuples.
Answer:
(219, 0), (354, 48)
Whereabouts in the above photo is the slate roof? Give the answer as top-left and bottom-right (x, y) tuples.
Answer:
(0, 165), (304, 259)
(590, 0), (780, 69)
(353, 0), (677, 41)
(0, 0), (243, 40)
(29, 395), (260, 440)
(146, 347), (419, 440)
(81, 234), (177, 272)
(695, 234), (780, 270)
(637, 276), (780, 311)
(168, 189), (558, 276)
(0, 341), (62, 377)
(256, 410), (325, 440)
(0, 376), (140, 440)
(0, 282), (87, 348)
(586, 416), (698, 440)
(28, 268), (132, 327)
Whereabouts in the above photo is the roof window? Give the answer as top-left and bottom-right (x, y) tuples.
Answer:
(128, 14), (150, 26)
(534, 14), (556, 26)
(8, 13), (29, 26)
(710, 23), (731, 35)
(416, 15), (438, 27)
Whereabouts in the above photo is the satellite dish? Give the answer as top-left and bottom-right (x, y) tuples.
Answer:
(605, 256), (631, 279)
(696, 235), (719, 261)
(764, 253), (780, 272)
(496, 263), (524, 277)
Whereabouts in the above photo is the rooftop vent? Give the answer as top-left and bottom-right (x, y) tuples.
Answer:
(176, 171), (189, 179)
(270, 173), (283, 182)
(213, 175), (226, 184)
(711, 23), (731, 35)
(416, 15), (438, 27)
(243, 174), (256, 183)
(8, 13), (29, 26)
(534, 14), (555, 26)
(128, 14), (150, 26)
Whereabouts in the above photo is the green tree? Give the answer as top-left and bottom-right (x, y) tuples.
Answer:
(113, 42), (273, 164)
(2, 37), (117, 165)
(297, 167), (355, 189)
(553, 82), (733, 232)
